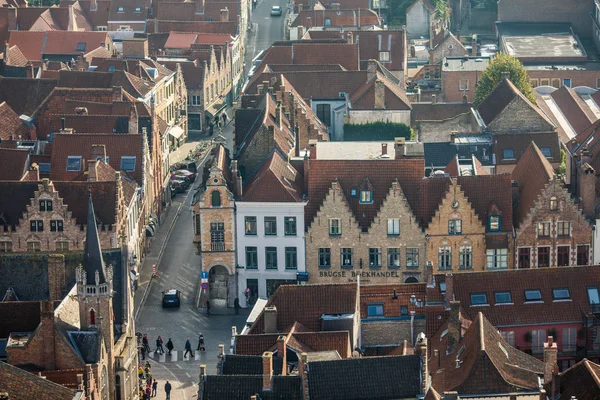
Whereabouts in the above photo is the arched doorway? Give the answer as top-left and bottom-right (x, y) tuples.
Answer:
(404, 277), (419, 283)
(208, 265), (229, 307)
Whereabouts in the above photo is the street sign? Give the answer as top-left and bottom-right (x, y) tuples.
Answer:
(201, 282), (208, 290)
(201, 271), (208, 279)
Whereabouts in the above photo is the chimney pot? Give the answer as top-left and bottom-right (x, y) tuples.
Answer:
(381, 143), (388, 155)
(218, 344), (225, 356)
(262, 352), (273, 391)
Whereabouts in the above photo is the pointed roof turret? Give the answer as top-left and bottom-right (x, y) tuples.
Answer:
(83, 194), (106, 285)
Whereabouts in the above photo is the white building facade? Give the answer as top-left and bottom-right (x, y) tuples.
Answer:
(235, 201), (307, 307)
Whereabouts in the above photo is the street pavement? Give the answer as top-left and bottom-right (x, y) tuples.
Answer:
(134, 2), (287, 397)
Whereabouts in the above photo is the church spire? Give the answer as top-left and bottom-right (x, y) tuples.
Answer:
(83, 194), (106, 285)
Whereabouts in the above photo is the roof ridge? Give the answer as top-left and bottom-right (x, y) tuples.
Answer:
(368, 180), (418, 231)
(585, 359), (600, 387)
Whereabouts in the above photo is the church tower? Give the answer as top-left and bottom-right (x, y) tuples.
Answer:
(76, 195), (115, 395)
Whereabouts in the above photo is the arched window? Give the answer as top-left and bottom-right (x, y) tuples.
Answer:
(550, 196), (558, 211)
(90, 309), (96, 325)
(211, 191), (221, 207)
(405, 277), (418, 284)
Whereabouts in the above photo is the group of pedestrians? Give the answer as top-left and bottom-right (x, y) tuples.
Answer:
(137, 361), (171, 399)
(139, 332), (206, 359)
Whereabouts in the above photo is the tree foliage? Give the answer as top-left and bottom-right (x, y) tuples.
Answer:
(343, 121), (414, 141)
(474, 52), (536, 105)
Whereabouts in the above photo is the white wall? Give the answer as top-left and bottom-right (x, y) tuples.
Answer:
(406, 1), (430, 39)
(346, 110), (411, 126)
(311, 99), (345, 141)
(236, 202), (307, 305)
(594, 221), (600, 264)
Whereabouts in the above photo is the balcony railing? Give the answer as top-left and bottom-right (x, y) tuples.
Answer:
(211, 242), (225, 251)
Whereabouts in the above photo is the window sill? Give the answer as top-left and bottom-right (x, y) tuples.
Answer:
(341, 265), (354, 269)
(285, 268), (297, 270)
(245, 233), (257, 236)
(369, 265), (382, 269)
(264, 234), (277, 237)
(387, 234), (400, 237)
(246, 267), (258, 270)
(284, 234), (297, 237)
(329, 234), (342, 237)
(448, 232), (462, 235)
(388, 266), (400, 270)
(318, 265), (331, 269)
(406, 265), (419, 269)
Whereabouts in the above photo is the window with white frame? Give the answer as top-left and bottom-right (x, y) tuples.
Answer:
(387, 218), (400, 236)
(459, 246), (472, 269)
(459, 79), (469, 91)
(406, 248), (419, 268)
(486, 248), (508, 269)
(379, 51), (390, 62)
(438, 246), (452, 270)
(448, 219), (462, 235)
(191, 95), (201, 106)
(329, 218), (341, 236)
(563, 327), (577, 351)
(537, 222), (551, 237)
(531, 329), (546, 353)
(0, 241), (12, 252)
(557, 221), (570, 237)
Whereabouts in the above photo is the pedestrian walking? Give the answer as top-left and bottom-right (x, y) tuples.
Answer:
(165, 381), (172, 400)
(222, 113), (227, 125)
(140, 345), (147, 360)
(234, 298), (240, 314)
(197, 333), (205, 351)
(184, 338), (194, 358)
(206, 300), (211, 316)
(156, 336), (164, 354)
(166, 338), (174, 355)
(152, 380), (158, 397)
(143, 334), (151, 353)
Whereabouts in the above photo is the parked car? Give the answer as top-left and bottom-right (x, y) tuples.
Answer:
(171, 179), (189, 192)
(162, 289), (181, 308)
(173, 161), (197, 173)
(271, 5), (282, 15)
(173, 169), (196, 182)
(170, 174), (191, 185)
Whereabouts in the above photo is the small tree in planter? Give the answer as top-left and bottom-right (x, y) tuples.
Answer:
(524, 331), (533, 343)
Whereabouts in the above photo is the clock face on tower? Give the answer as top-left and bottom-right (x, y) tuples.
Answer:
(451, 200), (459, 209)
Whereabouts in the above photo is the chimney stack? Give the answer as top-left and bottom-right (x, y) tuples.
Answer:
(471, 35), (478, 57)
(447, 300), (461, 353)
(415, 333), (428, 394)
(578, 164), (596, 219)
(220, 7), (229, 22)
(277, 335), (287, 375)
(298, 353), (309, 400)
(374, 79), (385, 109)
(91, 144), (107, 162)
(308, 139), (318, 160)
(431, 94), (437, 104)
(381, 143), (388, 156)
(262, 352), (273, 391)
(543, 336), (558, 384)
(394, 137), (405, 159)
(367, 59), (377, 81)
(40, 301), (56, 370)
(232, 160), (242, 198)
(87, 160), (98, 182)
(264, 306), (277, 333)
(47, 254), (65, 301)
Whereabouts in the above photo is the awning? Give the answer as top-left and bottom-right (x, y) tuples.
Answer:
(206, 100), (225, 117)
(169, 126), (184, 139)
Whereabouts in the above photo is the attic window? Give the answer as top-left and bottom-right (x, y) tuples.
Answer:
(135, 6), (141, 12)
(549, 196), (558, 211)
(38, 163), (51, 173)
(494, 291), (512, 304)
(587, 287), (600, 305)
(540, 147), (552, 158)
(118, 6), (124, 12)
(552, 288), (570, 301)
(66, 156), (82, 171)
(488, 215), (500, 232)
(360, 190), (372, 204)
(108, 66), (116, 72)
(324, 18), (331, 26)
(76, 42), (86, 52)
(470, 292), (487, 306)
(524, 290), (542, 302)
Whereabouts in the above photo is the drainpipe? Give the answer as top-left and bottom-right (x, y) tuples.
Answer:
(410, 310), (415, 345)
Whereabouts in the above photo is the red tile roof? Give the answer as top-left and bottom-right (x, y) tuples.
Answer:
(2, 45), (28, 67)
(0, 181), (39, 226)
(0, 148), (29, 180)
(248, 283), (357, 334)
(108, 0), (148, 22)
(164, 33), (198, 49)
(360, 283), (426, 318)
(550, 86), (596, 135)
(429, 312), (545, 394)
(355, 30), (405, 72)
(53, 180), (118, 225)
(350, 72), (411, 110)
(256, 42), (359, 72)
(147, 20), (238, 35)
(511, 142), (555, 227)
(438, 265), (600, 326)
(546, 359), (600, 400)
(8, 31), (110, 61)
(49, 133), (144, 185)
(0, 360), (77, 400)
(0, 102), (32, 141)
(242, 151), (304, 202)
(290, 9), (379, 28)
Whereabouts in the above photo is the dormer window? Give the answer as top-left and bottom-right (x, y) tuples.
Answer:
(67, 156), (82, 171)
(359, 178), (373, 204)
(134, 6), (141, 12)
(488, 215), (500, 232)
(550, 196), (558, 211)
(76, 42), (86, 52)
(211, 191), (221, 207)
(117, 6), (124, 12)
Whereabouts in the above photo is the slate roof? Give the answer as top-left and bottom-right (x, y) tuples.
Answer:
(201, 375), (302, 400)
(249, 284), (357, 334)
(0, 301), (41, 339)
(429, 312), (545, 394)
(235, 334), (281, 355)
(546, 359), (600, 400)
(0, 361), (78, 400)
(0, 181), (39, 226)
(0, 77), (58, 115)
(290, 9), (379, 27)
(0, 148), (29, 180)
(411, 102), (473, 125)
(307, 355), (422, 400)
(221, 354), (284, 375)
(440, 265), (600, 326)
(68, 331), (100, 363)
(511, 142), (555, 227)
(242, 151), (304, 202)
(49, 133), (144, 185)
(423, 142), (459, 168)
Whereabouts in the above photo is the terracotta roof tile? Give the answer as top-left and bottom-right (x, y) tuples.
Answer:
(53, 180), (117, 225)
(2, 45), (29, 67)
(147, 20), (238, 35)
(164, 33), (198, 49)
(546, 359), (600, 400)
(429, 312), (545, 394)
(8, 31), (109, 61)
(49, 133), (144, 185)
(550, 86), (596, 135)
(511, 142), (555, 227)
(0, 148), (29, 180)
(248, 283), (357, 334)
(235, 334), (281, 355)
(290, 9), (379, 28)
(0, 102), (32, 141)
(242, 151), (304, 202)
(0, 77), (58, 117)
(108, 0), (148, 22)
(355, 30), (405, 72)
(0, 360), (77, 400)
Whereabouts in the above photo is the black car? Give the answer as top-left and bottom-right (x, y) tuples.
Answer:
(162, 289), (181, 308)
(170, 181), (187, 193)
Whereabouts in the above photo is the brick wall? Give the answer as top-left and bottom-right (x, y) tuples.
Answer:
(497, 0), (593, 38)
(529, 69), (600, 90)
(442, 70), (482, 103)
(238, 125), (276, 180)
(306, 181), (426, 285)
(515, 179), (593, 268)
(425, 180), (490, 272)
(488, 96), (555, 133)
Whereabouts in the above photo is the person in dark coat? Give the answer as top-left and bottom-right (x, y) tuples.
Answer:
(164, 381), (172, 400)
(140, 345), (146, 360)
(184, 338), (194, 358)
(166, 338), (174, 355)
(142, 334), (151, 353)
(156, 336), (164, 354)
(152, 379), (158, 397)
(206, 300), (211, 316)
(197, 333), (205, 351)
(234, 298), (240, 314)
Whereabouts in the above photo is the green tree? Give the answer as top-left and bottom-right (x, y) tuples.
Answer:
(473, 52), (536, 105)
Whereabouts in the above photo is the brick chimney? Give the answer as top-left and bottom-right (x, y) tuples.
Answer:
(40, 301), (56, 370)
(381, 143), (387, 156)
(28, 163), (39, 181)
(446, 300), (461, 353)
(262, 352), (273, 391)
(220, 7), (229, 22)
(308, 139), (318, 160)
(91, 144), (107, 162)
(298, 352), (309, 400)
(374, 79), (385, 109)
(47, 254), (65, 301)
(112, 86), (123, 102)
(394, 137), (405, 159)
(415, 332), (428, 394)
(129, 104), (138, 134)
(277, 335), (287, 375)
(543, 336), (558, 384)
(87, 160), (98, 182)
(578, 164), (596, 219)
(264, 306), (277, 333)
(367, 59), (377, 81)
(471, 35), (478, 57)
